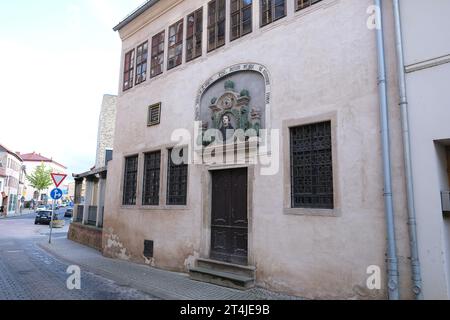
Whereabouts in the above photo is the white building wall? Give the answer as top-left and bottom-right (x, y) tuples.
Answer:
(400, 0), (450, 299)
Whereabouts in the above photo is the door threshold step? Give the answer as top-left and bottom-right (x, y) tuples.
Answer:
(189, 266), (255, 290)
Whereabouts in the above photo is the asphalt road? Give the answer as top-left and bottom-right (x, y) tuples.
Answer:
(0, 211), (156, 300)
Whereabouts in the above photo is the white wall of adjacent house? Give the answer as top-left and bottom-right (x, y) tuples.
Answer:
(23, 161), (67, 202)
(400, 0), (450, 299)
(4, 154), (21, 215)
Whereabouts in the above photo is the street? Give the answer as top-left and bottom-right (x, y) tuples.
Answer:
(0, 211), (156, 300)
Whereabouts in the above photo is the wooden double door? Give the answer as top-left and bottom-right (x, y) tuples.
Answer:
(210, 168), (249, 266)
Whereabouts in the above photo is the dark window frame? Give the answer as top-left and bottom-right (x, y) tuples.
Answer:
(167, 148), (188, 206)
(231, 0), (253, 41)
(290, 121), (334, 209)
(123, 49), (135, 91)
(135, 41), (148, 85)
(260, 0), (286, 27)
(296, 0), (323, 12)
(168, 19), (184, 70)
(123, 155), (139, 206)
(142, 151), (161, 206)
(186, 7), (203, 62)
(150, 30), (165, 78)
(207, 0), (226, 52)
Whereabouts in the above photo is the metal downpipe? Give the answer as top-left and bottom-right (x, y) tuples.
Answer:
(374, 0), (400, 300)
(392, 0), (423, 300)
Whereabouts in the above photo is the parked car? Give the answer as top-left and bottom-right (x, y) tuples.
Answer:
(35, 210), (53, 225)
(35, 205), (48, 212)
(64, 207), (73, 218)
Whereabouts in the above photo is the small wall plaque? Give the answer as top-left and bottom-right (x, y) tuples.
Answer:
(148, 103), (161, 126)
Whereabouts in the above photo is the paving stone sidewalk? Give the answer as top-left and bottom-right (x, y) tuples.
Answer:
(39, 238), (302, 300)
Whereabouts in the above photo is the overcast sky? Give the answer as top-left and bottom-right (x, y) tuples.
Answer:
(0, 0), (144, 179)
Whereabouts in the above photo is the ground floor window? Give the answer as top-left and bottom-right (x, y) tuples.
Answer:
(167, 148), (188, 206)
(290, 121), (334, 209)
(143, 151), (161, 206)
(123, 156), (139, 206)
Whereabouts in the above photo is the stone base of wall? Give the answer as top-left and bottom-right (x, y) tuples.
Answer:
(68, 223), (103, 252)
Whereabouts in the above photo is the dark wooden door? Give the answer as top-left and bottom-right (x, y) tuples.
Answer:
(210, 168), (248, 265)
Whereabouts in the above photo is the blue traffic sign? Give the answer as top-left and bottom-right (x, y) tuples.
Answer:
(50, 188), (63, 200)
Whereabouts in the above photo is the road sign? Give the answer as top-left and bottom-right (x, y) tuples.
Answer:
(51, 173), (67, 188)
(50, 188), (63, 200)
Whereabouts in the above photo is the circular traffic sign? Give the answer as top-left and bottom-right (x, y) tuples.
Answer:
(50, 188), (63, 200)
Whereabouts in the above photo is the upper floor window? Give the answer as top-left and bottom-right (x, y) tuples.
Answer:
(168, 19), (184, 70)
(290, 121), (334, 209)
(231, 0), (253, 41)
(186, 8), (203, 62)
(151, 31), (165, 78)
(123, 155), (139, 206)
(135, 41), (148, 85)
(123, 49), (135, 91)
(260, 0), (286, 27)
(207, 0), (226, 52)
(296, 0), (322, 11)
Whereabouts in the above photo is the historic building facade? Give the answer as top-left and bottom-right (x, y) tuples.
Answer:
(0, 144), (24, 216)
(103, 0), (422, 299)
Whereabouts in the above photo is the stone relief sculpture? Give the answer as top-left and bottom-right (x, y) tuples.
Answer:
(199, 80), (262, 146)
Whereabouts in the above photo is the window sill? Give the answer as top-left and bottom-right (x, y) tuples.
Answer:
(284, 207), (341, 217)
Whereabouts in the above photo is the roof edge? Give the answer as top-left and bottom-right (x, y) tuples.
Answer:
(113, 0), (160, 32)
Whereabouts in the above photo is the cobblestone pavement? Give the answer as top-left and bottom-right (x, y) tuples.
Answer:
(1, 213), (302, 300)
(0, 213), (156, 300)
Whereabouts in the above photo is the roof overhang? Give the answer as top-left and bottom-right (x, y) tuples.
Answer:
(73, 167), (107, 179)
(113, 0), (160, 32)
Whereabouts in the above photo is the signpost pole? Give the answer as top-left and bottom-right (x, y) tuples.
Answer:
(49, 199), (55, 244)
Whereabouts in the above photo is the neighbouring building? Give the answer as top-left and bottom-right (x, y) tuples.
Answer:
(70, 94), (117, 251)
(19, 152), (67, 203)
(102, 0), (425, 300)
(0, 144), (24, 216)
(397, 0), (450, 299)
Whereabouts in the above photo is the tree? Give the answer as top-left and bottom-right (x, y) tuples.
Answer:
(26, 163), (53, 201)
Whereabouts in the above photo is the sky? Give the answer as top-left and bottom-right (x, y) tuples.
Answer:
(0, 0), (145, 179)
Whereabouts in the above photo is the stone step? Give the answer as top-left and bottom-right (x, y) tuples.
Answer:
(189, 266), (255, 290)
(196, 258), (256, 278)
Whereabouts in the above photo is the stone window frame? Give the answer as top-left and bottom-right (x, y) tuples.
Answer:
(120, 146), (191, 212)
(167, 19), (184, 71)
(142, 150), (162, 206)
(230, 0), (253, 41)
(207, 0), (226, 52)
(166, 147), (189, 206)
(135, 41), (148, 85)
(123, 49), (135, 92)
(122, 154), (139, 206)
(260, 0), (287, 28)
(283, 112), (341, 217)
(296, 0), (323, 12)
(186, 7), (204, 63)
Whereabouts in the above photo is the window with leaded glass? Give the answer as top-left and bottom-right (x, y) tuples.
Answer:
(167, 148), (188, 206)
(123, 49), (135, 91)
(123, 155), (138, 206)
(207, 0), (226, 52)
(296, 0), (322, 11)
(135, 41), (148, 85)
(290, 121), (334, 209)
(143, 151), (161, 206)
(231, 0), (252, 41)
(168, 19), (184, 70)
(186, 8), (203, 62)
(151, 31), (165, 78)
(260, 0), (286, 27)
